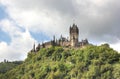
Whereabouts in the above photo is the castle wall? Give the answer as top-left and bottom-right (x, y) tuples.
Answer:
(44, 42), (53, 48)
(59, 41), (70, 47)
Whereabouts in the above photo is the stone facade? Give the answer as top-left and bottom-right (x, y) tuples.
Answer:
(31, 23), (89, 52)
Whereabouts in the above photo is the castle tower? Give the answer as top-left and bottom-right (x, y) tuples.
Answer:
(70, 23), (79, 47)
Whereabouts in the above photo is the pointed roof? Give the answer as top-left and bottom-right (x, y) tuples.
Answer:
(71, 23), (78, 30)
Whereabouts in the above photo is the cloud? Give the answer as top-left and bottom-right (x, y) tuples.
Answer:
(0, 19), (36, 61)
(110, 40), (120, 52)
(0, 0), (120, 62)
(1, 0), (120, 39)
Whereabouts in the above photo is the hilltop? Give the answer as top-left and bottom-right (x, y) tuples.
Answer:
(0, 44), (120, 79)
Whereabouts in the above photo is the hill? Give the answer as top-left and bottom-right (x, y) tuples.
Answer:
(0, 44), (120, 79)
(0, 61), (22, 74)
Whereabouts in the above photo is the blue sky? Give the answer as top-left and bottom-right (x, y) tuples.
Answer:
(0, 29), (11, 43)
(0, 0), (120, 62)
(0, 5), (11, 43)
(0, 5), (7, 20)
(30, 32), (50, 42)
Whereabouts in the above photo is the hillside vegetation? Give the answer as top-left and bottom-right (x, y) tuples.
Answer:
(0, 44), (120, 79)
(0, 61), (22, 74)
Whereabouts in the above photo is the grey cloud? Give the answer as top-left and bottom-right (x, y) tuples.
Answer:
(11, 0), (77, 16)
(2, 0), (120, 44)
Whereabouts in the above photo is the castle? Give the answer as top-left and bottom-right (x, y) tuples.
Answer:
(31, 23), (89, 52)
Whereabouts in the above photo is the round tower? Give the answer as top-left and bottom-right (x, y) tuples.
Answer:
(70, 23), (79, 47)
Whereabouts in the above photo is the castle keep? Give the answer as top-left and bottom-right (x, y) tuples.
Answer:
(31, 23), (89, 52)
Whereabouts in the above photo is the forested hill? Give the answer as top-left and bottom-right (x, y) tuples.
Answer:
(0, 44), (120, 79)
(0, 61), (23, 74)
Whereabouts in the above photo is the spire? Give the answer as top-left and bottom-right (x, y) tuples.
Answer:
(36, 43), (40, 52)
(61, 34), (62, 39)
(33, 42), (35, 52)
(53, 35), (55, 42)
(72, 23), (76, 28)
(70, 26), (72, 34)
(70, 25), (71, 29)
(31, 42), (36, 52)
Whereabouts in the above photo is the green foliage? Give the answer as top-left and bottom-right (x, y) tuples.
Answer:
(0, 61), (22, 74)
(0, 45), (120, 79)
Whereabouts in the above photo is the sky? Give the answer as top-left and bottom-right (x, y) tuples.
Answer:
(0, 0), (120, 62)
